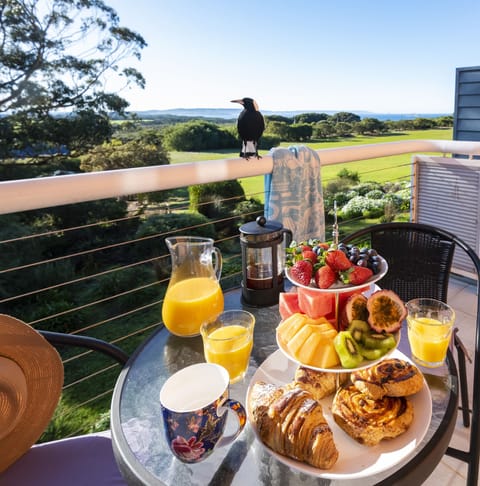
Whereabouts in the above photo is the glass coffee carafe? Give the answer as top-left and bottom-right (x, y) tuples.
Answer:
(162, 236), (224, 337)
(240, 217), (292, 306)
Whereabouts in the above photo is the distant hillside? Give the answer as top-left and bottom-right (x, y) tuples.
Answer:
(125, 108), (450, 122)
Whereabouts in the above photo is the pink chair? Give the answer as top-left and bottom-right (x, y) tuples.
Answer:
(0, 431), (126, 486)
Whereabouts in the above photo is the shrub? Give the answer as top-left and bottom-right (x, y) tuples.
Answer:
(365, 189), (385, 200)
(232, 198), (264, 225)
(163, 121), (237, 151)
(189, 180), (246, 218)
(394, 188), (412, 211)
(351, 181), (383, 196)
(258, 134), (281, 150)
(340, 196), (385, 219)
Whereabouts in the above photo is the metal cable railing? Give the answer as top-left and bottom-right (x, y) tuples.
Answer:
(3, 139), (480, 441)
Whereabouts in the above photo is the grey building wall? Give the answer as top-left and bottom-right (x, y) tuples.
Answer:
(454, 66), (480, 143)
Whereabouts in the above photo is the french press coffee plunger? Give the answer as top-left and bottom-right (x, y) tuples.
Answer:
(239, 216), (292, 307)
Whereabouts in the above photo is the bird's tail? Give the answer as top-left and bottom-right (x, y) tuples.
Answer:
(241, 140), (258, 158)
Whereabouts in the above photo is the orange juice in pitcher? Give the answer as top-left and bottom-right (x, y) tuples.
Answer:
(162, 237), (224, 337)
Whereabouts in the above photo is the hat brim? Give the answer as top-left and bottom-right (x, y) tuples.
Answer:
(0, 314), (63, 472)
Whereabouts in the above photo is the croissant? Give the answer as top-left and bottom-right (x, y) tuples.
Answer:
(249, 381), (338, 469)
(290, 366), (348, 400)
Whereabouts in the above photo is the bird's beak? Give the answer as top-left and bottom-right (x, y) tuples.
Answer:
(231, 99), (244, 105)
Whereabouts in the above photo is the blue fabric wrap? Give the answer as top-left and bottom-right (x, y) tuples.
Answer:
(264, 145), (325, 241)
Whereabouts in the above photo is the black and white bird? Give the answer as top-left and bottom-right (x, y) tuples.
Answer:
(231, 97), (265, 159)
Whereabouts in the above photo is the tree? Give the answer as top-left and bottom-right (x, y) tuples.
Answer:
(0, 0), (146, 115)
(288, 123), (312, 141)
(0, 0), (147, 161)
(334, 121), (353, 137)
(162, 121), (236, 151)
(265, 121), (291, 140)
(329, 112), (361, 124)
(264, 115), (293, 124)
(81, 138), (170, 172)
(354, 117), (387, 135)
(412, 117), (437, 130)
(435, 115), (453, 127)
(294, 113), (329, 124)
(312, 121), (336, 139)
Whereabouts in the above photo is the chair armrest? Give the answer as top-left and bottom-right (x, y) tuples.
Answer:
(39, 331), (129, 366)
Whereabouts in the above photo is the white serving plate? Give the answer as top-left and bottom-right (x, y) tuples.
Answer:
(246, 349), (431, 480)
(285, 255), (388, 293)
(276, 328), (400, 373)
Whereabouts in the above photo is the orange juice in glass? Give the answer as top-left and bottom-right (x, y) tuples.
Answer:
(406, 298), (455, 368)
(201, 310), (255, 383)
(162, 237), (223, 337)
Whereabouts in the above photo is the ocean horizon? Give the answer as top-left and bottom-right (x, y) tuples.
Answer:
(131, 107), (451, 122)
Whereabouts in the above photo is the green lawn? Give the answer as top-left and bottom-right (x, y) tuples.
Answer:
(169, 128), (452, 202)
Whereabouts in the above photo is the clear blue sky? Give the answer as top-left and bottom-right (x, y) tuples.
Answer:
(109, 0), (480, 114)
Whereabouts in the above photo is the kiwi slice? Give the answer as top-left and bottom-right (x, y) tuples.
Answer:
(347, 320), (370, 343)
(333, 331), (364, 368)
(363, 332), (396, 351)
(358, 344), (386, 361)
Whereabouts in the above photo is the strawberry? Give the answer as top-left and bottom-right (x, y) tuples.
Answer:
(314, 265), (337, 289)
(340, 266), (373, 285)
(302, 250), (318, 264)
(325, 249), (352, 272)
(289, 260), (313, 286)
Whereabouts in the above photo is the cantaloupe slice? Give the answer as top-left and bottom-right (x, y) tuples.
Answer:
(294, 328), (323, 363)
(309, 339), (340, 368)
(276, 313), (307, 343)
(290, 321), (340, 368)
(286, 324), (314, 356)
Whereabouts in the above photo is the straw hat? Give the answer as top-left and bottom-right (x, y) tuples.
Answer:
(0, 314), (64, 472)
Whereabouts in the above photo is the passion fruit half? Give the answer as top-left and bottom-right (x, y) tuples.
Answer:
(338, 293), (368, 331)
(366, 289), (406, 333)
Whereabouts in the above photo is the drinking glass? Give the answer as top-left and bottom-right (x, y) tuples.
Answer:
(200, 310), (255, 383)
(406, 298), (455, 368)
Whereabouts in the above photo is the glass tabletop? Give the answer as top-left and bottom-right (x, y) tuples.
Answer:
(110, 288), (459, 486)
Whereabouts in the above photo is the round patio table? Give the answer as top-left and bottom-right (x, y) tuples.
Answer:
(111, 288), (459, 486)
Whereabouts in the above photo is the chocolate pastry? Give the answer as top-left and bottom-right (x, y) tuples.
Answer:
(351, 358), (424, 400)
(332, 384), (414, 446)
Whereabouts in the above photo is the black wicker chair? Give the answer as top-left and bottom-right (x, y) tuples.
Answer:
(341, 222), (480, 486)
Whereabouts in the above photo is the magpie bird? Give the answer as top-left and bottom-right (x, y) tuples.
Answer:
(231, 97), (265, 159)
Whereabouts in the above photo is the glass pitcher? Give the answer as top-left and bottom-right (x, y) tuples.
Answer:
(162, 236), (224, 337)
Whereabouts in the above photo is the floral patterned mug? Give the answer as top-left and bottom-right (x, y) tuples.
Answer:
(159, 362), (246, 463)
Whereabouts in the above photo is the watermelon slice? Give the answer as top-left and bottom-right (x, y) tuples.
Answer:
(297, 287), (335, 319)
(279, 291), (302, 320)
